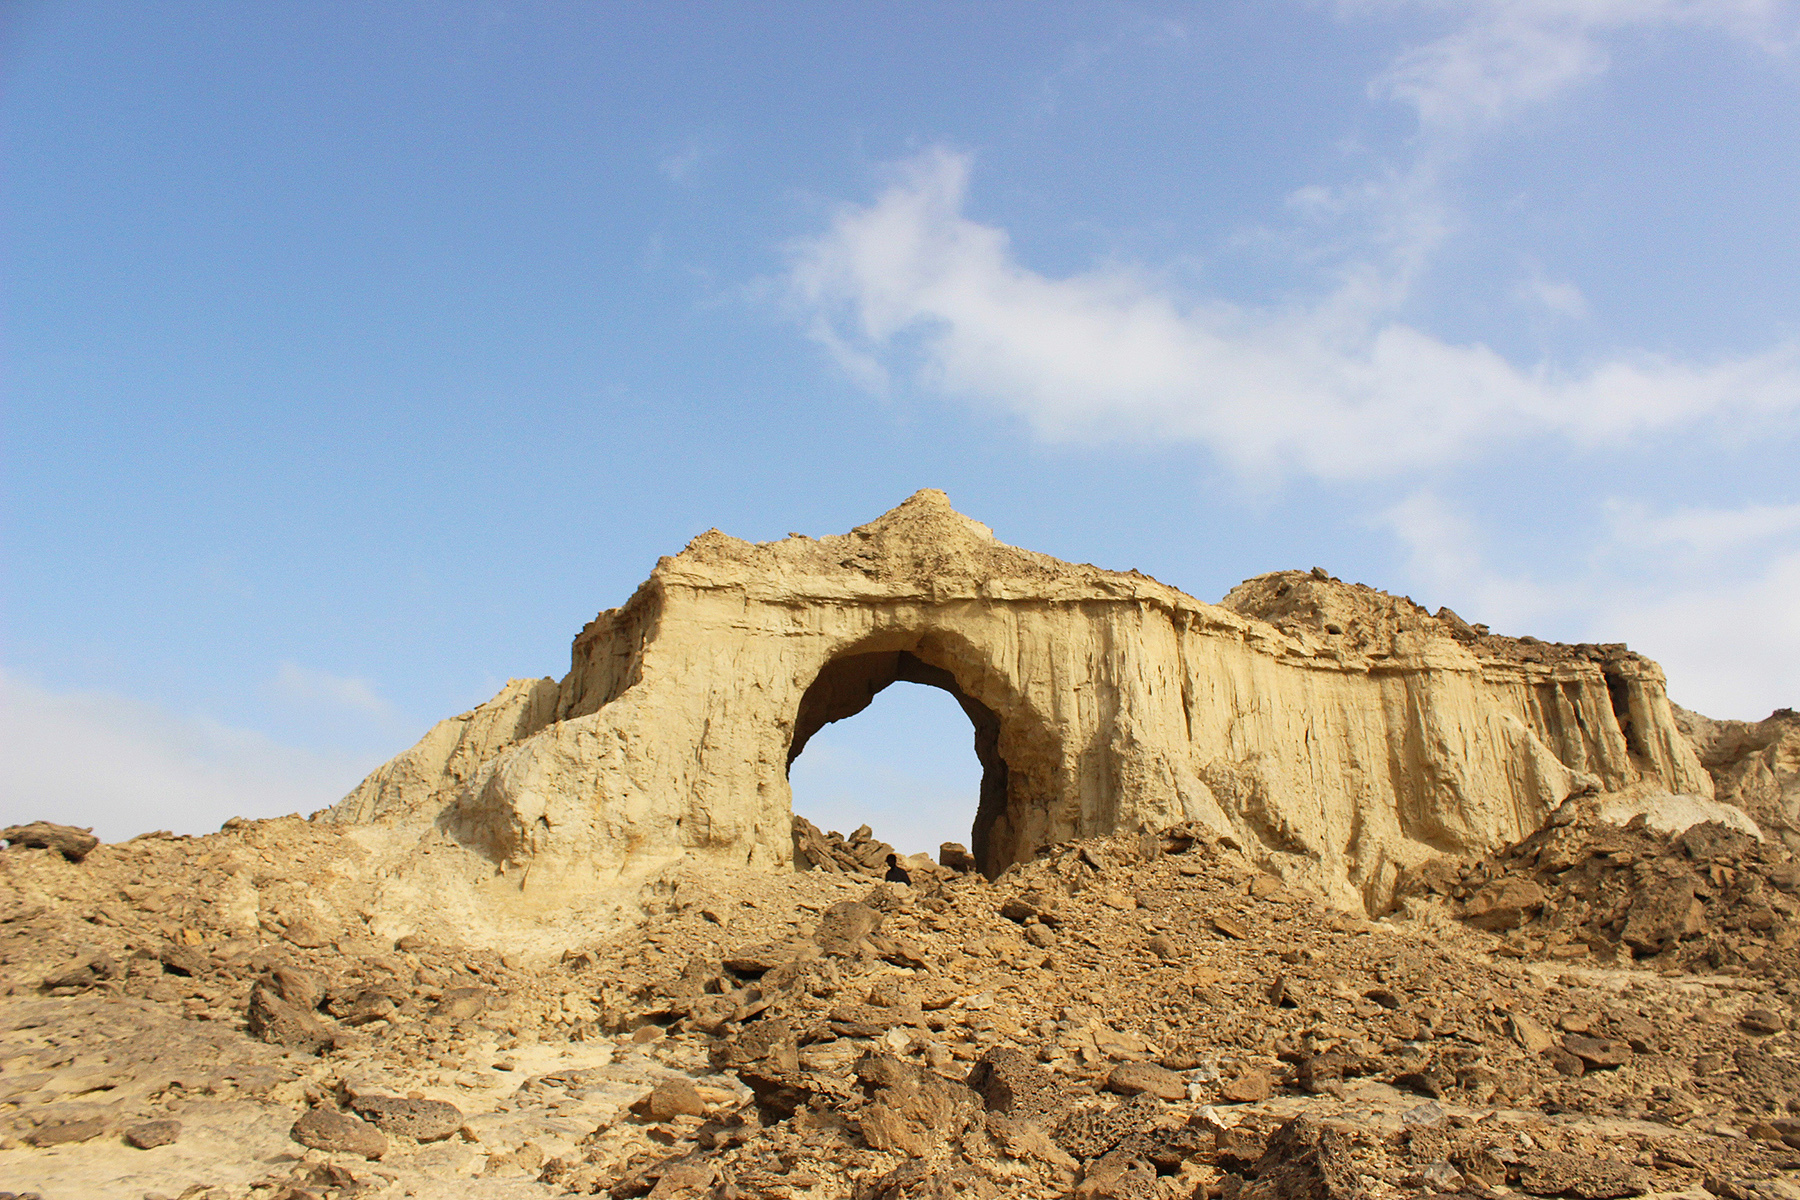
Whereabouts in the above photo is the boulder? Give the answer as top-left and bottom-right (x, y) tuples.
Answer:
(967, 1047), (1064, 1121)
(632, 1079), (709, 1121)
(2, 821), (99, 862)
(812, 900), (883, 955)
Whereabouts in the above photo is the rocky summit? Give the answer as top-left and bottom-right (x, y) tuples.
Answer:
(3, 494), (1799, 1200)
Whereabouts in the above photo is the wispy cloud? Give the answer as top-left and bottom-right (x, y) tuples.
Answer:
(271, 661), (392, 718)
(1359, 1), (1799, 137)
(0, 669), (377, 842)
(1608, 499), (1800, 551)
(1382, 494), (1800, 719)
(659, 142), (708, 184)
(1512, 262), (1589, 319)
(787, 149), (1800, 480)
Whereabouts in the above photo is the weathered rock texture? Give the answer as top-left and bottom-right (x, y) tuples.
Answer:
(1675, 705), (1800, 852)
(332, 490), (1710, 912)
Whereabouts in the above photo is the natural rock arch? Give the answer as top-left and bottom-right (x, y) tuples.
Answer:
(333, 489), (1714, 913)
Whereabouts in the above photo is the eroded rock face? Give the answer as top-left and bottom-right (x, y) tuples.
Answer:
(1675, 705), (1800, 851)
(331, 490), (1711, 913)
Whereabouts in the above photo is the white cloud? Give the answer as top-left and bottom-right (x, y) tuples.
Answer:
(0, 669), (378, 843)
(1608, 499), (1800, 551)
(272, 661), (392, 718)
(1359, 1), (1799, 136)
(1382, 494), (1800, 720)
(788, 149), (1800, 480)
(1608, 546), (1800, 718)
(1379, 489), (1582, 628)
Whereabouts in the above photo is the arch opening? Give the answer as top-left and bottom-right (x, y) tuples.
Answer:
(787, 650), (1013, 877)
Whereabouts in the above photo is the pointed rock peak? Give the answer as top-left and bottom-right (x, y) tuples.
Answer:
(852, 489), (996, 545)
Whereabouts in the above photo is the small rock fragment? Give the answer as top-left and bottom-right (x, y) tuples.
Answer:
(633, 1078), (709, 1121)
(124, 1119), (181, 1149)
(1218, 1068), (1272, 1103)
(291, 1107), (387, 1159)
(26, 1118), (107, 1146)
(1104, 1062), (1186, 1102)
(1741, 1008), (1785, 1035)
(1563, 1035), (1630, 1070)
(1461, 877), (1548, 930)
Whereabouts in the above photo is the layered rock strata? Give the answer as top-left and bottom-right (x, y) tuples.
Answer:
(332, 489), (1711, 912)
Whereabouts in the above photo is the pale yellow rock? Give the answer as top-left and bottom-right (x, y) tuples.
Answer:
(331, 490), (1712, 914)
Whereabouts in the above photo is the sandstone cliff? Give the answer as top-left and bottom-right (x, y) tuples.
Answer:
(332, 490), (1712, 914)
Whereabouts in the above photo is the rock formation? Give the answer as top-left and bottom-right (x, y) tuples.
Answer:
(1674, 705), (1800, 851)
(333, 489), (1711, 914)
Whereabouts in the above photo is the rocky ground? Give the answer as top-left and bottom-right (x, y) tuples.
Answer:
(11, 790), (1800, 1200)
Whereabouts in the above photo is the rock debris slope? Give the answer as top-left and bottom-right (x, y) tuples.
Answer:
(12, 800), (1800, 1200)
(334, 489), (1707, 915)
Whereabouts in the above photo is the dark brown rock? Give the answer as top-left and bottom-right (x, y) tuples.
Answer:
(248, 983), (333, 1054)
(967, 1046), (1064, 1121)
(813, 900), (883, 955)
(290, 1107), (387, 1159)
(1515, 1151), (1647, 1198)
(1219, 1067), (1272, 1103)
(632, 1079), (709, 1121)
(265, 964), (327, 1011)
(1243, 1116), (1361, 1200)
(349, 1095), (462, 1141)
(3, 821), (99, 861)
(1461, 877), (1548, 931)
(939, 842), (978, 873)
(1563, 1035), (1630, 1070)
(40, 954), (117, 993)
(1740, 1008), (1785, 1035)
(26, 1118), (106, 1146)
(124, 1119), (181, 1149)
(854, 1051), (979, 1157)
(1055, 1094), (1162, 1161)
(1621, 877), (1705, 954)
(1075, 1147), (1157, 1199)
(158, 944), (210, 977)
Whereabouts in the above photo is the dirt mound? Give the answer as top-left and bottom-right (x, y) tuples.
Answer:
(1221, 568), (1661, 672)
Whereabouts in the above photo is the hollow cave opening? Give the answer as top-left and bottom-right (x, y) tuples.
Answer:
(786, 650), (1010, 875)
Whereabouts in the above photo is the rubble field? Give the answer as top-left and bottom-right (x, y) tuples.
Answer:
(9, 802), (1800, 1200)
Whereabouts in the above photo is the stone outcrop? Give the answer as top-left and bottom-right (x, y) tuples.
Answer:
(331, 489), (1711, 912)
(1674, 705), (1800, 851)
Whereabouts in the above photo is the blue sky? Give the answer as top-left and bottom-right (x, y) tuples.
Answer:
(4, 1), (1797, 853)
